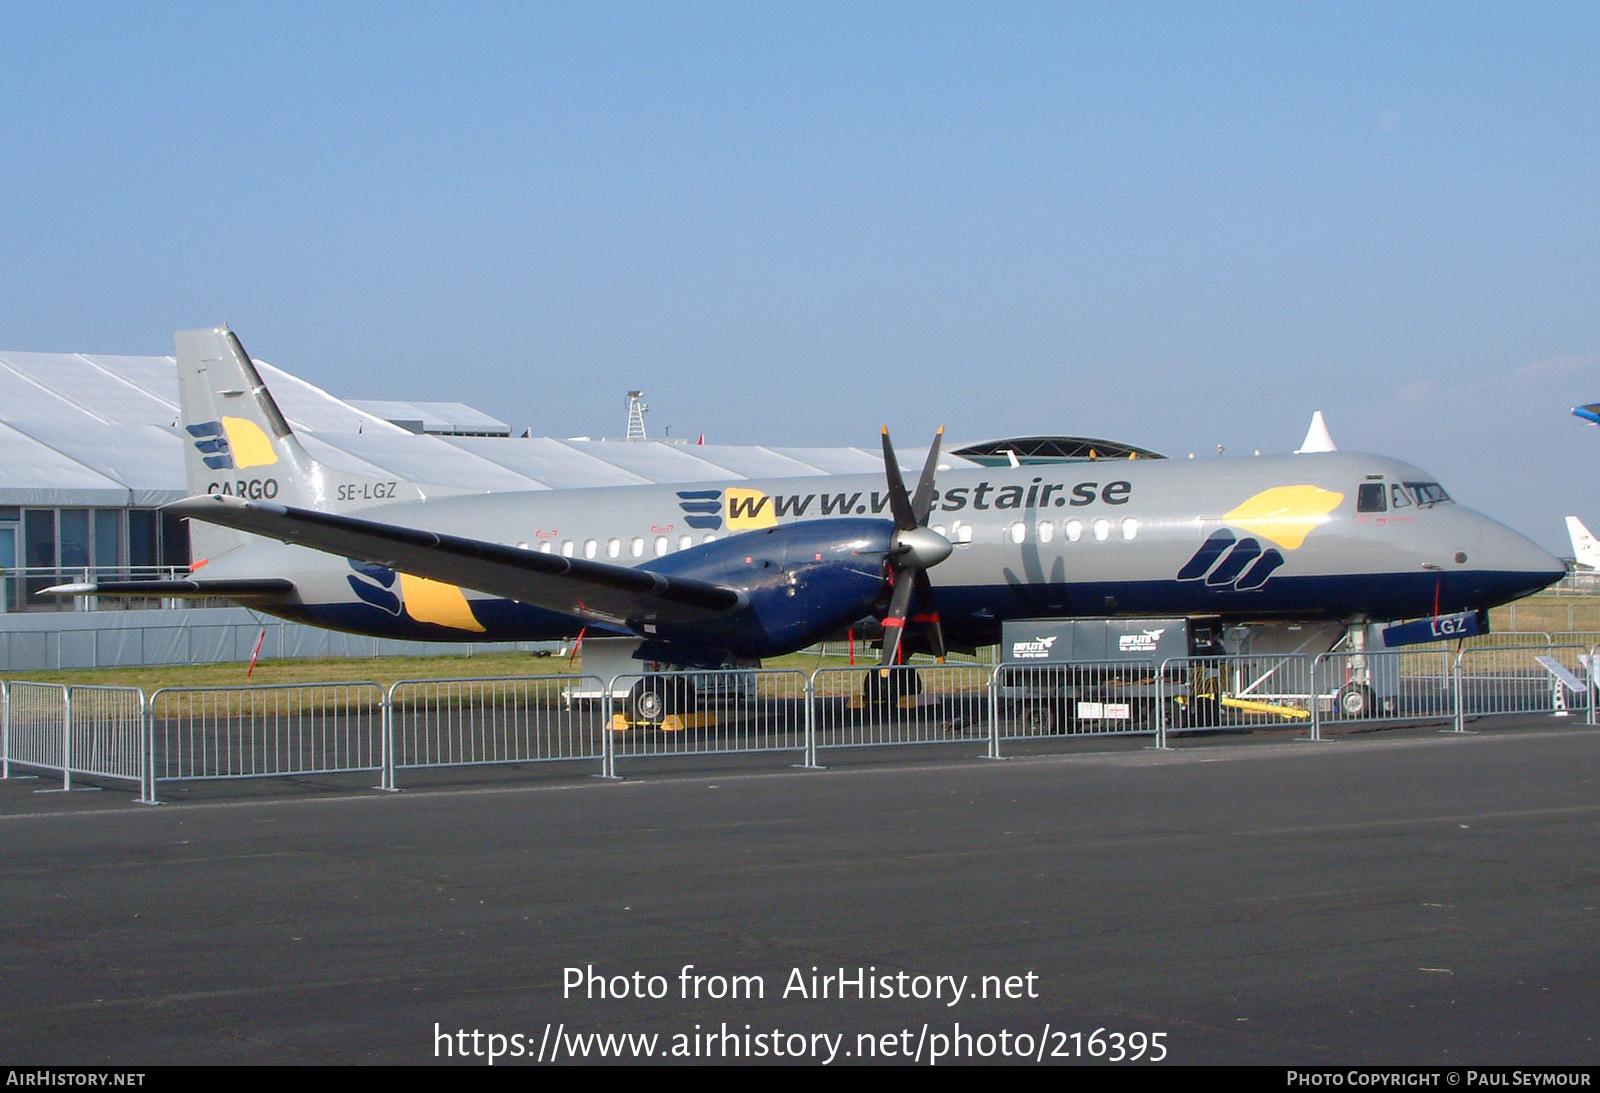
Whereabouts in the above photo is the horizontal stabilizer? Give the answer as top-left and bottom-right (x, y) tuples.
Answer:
(168, 494), (745, 627)
(39, 578), (296, 601)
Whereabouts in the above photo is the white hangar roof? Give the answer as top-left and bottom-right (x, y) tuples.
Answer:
(0, 350), (972, 506)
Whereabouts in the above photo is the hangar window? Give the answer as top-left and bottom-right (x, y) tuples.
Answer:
(561, 540), (574, 557)
(59, 509), (89, 569)
(630, 537), (644, 558)
(1122, 518), (1139, 541)
(654, 536), (667, 557)
(678, 534), (693, 552)
(1357, 483), (1387, 513)
(1009, 521), (1026, 545)
(1037, 520), (1054, 544)
(1065, 519), (1082, 543)
(607, 538), (620, 559)
(1093, 518), (1111, 542)
(584, 539), (597, 559)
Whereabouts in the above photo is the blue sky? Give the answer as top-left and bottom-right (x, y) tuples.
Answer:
(2, 3), (1596, 550)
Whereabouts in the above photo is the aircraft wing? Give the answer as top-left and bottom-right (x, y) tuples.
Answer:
(167, 494), (745, 627)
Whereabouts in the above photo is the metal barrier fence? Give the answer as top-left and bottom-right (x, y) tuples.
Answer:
(1311, 649), (1457, 738)
(991, 660), (1160, 741)
(605, 669), (809, 770)
(388, 674), (607, 784)
(68, 685), (146, 792)
(1155, 655), (1315, 747)
(5, 649), (1598, 801)
(809, 665), (992, 756)
(1452, 644), (1593, 730)
(5, 682), (69, 787)
(148, 683), (386, 788)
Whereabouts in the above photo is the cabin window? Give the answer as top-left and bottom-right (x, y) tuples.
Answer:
(607, 538), (621, 559)
(584, 539), (598, 559)
(1009, 521), (1026, 545)
(654, 536), (668, 557)
(1037, 520), (1054, 544)
(1093, 518), (1111, 542)
(1406, 481), (1452, 507)
(561, 540), (574, 557)
(539, 542), (553, 554)
(678, 534), (693, 552)
(1122, 518), (1139, 541)
(1065, 519), (1083, 543)
(702, 534), (717, 544)
(630, 537), (644, 558)
(1357, 483), (1387, 513)
(951, 521), (972, 544)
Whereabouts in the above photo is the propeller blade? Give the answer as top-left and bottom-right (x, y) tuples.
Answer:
(880, 426), (917, 531)
(911, 569), (946, 661)
(909, 425), (944, 525)
(877, 571), (917, 670)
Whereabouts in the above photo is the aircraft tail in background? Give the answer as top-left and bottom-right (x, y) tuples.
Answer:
(1566, 516), (1600, 570)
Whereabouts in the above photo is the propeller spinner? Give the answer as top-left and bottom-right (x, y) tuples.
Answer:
(878, 425), (953, 673)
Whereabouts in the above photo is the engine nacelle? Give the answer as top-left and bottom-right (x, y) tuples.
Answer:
(633, 518), (895, 659)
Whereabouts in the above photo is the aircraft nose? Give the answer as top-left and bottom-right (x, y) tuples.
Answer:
(1467, 520), (1566, 603)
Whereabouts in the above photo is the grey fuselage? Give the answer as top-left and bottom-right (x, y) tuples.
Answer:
(201, 450), (1564, 651)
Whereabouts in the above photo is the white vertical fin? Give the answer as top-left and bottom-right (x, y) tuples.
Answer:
(1295, 411), (1338, 454)
(175, 326), (430, 554)
(1565, 516), (1600, 570)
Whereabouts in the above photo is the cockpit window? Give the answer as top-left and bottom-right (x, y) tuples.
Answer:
(1357, 482), (1387, 513)
(1404, 481), (1452, 508)
(1390, 484), (1411, 509)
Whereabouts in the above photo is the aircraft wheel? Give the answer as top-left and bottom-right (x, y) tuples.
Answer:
(1336, 683), (1375, 720)
(629, 680), (667, 725)
(1019, 699), (1060, 734)
(862, 669), (921, 707)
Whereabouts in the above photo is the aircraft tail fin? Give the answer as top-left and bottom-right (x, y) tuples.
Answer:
(1565, 516), (1600, 570)
(177, 326), (321, 510)
(175, 325), (427, 557)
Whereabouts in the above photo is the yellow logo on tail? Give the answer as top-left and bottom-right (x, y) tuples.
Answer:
(1222, 486), (1344, 551)
(220, 417), (279, 469)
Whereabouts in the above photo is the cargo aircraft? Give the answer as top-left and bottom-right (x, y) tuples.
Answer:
(49, 327), (1564, 717)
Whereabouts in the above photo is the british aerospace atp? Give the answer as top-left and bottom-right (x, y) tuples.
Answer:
(49, 327), (1564, 709)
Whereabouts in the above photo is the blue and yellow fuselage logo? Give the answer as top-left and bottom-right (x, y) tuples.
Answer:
(346, 559), (485, 632)
(1179, 486), (1343, 590)
(675, 488), (778, 532)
